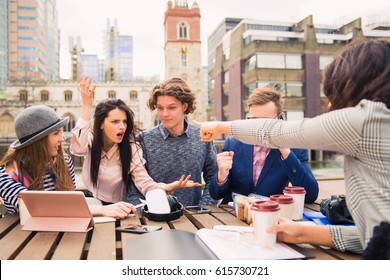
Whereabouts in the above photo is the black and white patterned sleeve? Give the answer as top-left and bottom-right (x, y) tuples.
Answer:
(0, 166), (27, 214)
(231, 105), (364, 156)
(64, 154), (76, 189)
(329, 225), (363, 254)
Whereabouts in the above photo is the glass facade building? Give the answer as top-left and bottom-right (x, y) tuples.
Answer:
(80, 54), (100, 82)
(0, 0), (8, 91)
(104, 19), (133, 81)
(9, 0), (59, 82)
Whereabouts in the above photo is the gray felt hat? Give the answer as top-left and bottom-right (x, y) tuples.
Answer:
(10, 105), (69, 149)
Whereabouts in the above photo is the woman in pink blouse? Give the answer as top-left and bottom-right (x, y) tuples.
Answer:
(70, 77), (200, 210)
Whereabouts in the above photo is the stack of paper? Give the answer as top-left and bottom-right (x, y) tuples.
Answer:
(196, 225), (305, 260)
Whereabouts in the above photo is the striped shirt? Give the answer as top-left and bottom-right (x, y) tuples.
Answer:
(0, 155), (76, 214)
(230, 100), (390, 254)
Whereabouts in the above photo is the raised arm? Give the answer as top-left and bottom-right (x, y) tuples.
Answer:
(79, 76), (96, 122)
(69, 77), (97, 156)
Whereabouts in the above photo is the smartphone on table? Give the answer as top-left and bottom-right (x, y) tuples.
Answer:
(185, 205), (212, 214)
(116, 224), (162, 234)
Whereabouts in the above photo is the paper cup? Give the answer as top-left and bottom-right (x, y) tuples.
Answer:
(283, 187), (306, 220)
(270, 194), (294, 220)
(251, 200), (279, 247)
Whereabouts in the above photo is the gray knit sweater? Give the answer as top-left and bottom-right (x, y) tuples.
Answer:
(139, 122), (217, 206)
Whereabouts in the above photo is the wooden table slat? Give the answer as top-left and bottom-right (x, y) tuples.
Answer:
(15, 231), (60, 260)
(87, 222), (116, 260)
(169, 215), (198, 233)
(0, 214), (19, 239)
(0, 224), (34, 260)
(144, 217), (171, 229)
(207, 205), (249, 227)
(51, 232), (87, 260)
(186, 211), (223, 229)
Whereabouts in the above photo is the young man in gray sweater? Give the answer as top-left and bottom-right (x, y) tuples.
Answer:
(128, 77), (217, 206)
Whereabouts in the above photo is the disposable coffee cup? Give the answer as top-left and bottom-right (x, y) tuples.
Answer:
(283, 187), (306, 220)
(18, 195), (31, 226)
(250, 200), (280, 247)
(270, 194), (294, 220)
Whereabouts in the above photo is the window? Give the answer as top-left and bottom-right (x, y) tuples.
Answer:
(108, 90), (116, 99)
(17, 16), (37, 21)
(18, 36), (37, 41)
(40, 90), (49, 101)
(0, 113), (15, 134)
(257, 53), (302, 69)
(18, 56), (38, 61)
(62, 113), (76, 132)
(181, 53), (187, 67)
(64, 90), (72, 101)
(284, 111), (304, 121)
(129, 90), (137, 101)
(285, 55), (302, 69)
(178, 22), (188, 39)
(18, 46), (38, 51)
(223, 71), (229, 84)
(256, 81), (302, 97)
(245, 55), (256, 71)
(17, 6), (37, 11)
(258, 53), (285, 68)
(285, 83), (303, 97)
(19, 90), (28, 102)
(245, 83), (257, 99)
(18, 26), (37, 31)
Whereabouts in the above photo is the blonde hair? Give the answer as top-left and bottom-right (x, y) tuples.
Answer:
(0, 136), (74, 191)
(247, 87), (284, 115)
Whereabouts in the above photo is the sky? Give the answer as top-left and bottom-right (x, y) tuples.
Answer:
(56, 0), (390, 80)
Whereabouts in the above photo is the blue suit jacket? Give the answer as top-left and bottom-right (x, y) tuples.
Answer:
(209, 137), (319, 204)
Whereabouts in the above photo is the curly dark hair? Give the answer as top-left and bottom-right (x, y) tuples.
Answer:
(147, 77), (197, 114)
(323, 38), (390, 111)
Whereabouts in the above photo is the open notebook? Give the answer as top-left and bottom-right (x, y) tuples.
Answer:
(196, 225), (305, 260)
(19, 191), (94, 232)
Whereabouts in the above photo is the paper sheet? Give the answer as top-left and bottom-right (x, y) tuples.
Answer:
(196, 227), (305, 260)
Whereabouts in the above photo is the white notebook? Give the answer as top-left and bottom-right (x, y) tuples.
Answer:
(196, 226), (305, 260)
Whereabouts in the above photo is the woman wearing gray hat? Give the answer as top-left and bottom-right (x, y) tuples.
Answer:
(0, 105), (74, 214)
(0, 105), (136, 218)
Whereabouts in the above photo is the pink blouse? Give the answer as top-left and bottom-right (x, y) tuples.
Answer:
(70, 118), (165, 203)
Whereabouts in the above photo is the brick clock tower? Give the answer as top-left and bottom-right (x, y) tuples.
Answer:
(164, 0), (205, 121)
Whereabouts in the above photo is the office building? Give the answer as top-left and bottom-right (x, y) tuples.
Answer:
(209, 16), (390, 122)
(8, 0), (59, 82)
(104, 19), (133, 81)
(0, 0), (8, 92)
(80, 54), (100, 82)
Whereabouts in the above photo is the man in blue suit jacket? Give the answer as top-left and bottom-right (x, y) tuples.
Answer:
(209, 87), (319, 204)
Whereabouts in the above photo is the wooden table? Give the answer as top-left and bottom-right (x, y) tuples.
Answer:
(0, 204), (360, 260)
